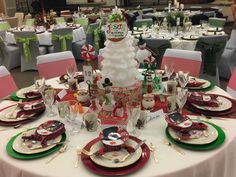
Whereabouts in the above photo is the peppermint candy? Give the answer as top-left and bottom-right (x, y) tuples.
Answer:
(81, 44), (95, 60)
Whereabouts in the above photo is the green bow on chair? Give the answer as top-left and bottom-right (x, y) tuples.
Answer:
(0, 22), (11, 31)
(52, 33), (73, 51)
(15, 36), (38, 61)
(196, 40), (226, 76)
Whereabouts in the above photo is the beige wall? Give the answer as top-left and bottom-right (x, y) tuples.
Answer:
(0, 0), (6, 14)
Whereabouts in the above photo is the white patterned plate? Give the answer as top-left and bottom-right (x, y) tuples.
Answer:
(187, 78), (211, 89)
(16, 85), (36, 99)
(12, 129), (62, 154)
(168, 122), (218, 145)
(191, 96), (232, 112)
(90, 138), (142, 168)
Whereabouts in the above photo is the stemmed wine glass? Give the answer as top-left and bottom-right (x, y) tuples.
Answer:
(164, 64), (174, 80)
(178, 71), (189, 89)
(34, 76), (45, 95)
(126, 101), (141, 136)
(176, 88), (188, 114)
(43, 88), (56, 117)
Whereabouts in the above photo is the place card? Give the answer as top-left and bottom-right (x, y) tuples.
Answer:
(147, 109), (165, 122)
(57, 89), (67, 100)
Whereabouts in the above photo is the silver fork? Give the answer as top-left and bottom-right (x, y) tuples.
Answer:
(162, 138), (185, 155)
(45, 144), (67, 164)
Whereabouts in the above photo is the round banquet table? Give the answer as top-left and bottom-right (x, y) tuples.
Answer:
(0, 77), (236, 177)
(5, 27), (86, 46)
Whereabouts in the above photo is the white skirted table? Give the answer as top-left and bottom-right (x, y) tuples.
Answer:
(5, 27), (86, 46)
(0, 77), (236, 177)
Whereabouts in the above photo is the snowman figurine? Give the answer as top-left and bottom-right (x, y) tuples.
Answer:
(102, 78), (115, 111)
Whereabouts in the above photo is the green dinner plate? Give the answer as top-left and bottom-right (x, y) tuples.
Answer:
(165, 121), (225, 151)
(10, 92), (40, 102)
(6, 129), (67, 160)
(188, 80), (215, 92)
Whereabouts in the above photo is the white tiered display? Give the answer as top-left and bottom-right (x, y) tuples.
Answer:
(101, 33), (138, 88)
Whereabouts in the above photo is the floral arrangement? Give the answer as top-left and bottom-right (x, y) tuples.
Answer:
(166, 11), (185, 26)
(34, 13), (56, 26)
(107, 6), (125, 23)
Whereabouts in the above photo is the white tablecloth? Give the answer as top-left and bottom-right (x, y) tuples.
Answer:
(5, 27), (86, 46)
(0, 78), (235, 177)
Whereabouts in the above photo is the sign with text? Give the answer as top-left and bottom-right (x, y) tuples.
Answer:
(83, 65), (93, 84)
(105, 22), (128, 42)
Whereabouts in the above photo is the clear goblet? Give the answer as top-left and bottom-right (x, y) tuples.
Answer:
(178, 71), (189, 89)
(66, 65), (77, 79)
(176, 88), (188, 114)
(126, 101), (141, 136)
(164, 63), (174, 80)
(43, 88), (56, 117)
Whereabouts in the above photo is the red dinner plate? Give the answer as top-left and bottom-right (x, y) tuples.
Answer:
(81, 136), (150, 176)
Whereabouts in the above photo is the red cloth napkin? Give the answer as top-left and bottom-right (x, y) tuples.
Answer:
(188, 92), (219, 107)
(187, 81), (205, 88)
(24, 91), (41, 99)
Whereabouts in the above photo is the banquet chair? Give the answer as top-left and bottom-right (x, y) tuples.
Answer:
(219, 29), (236, 79)
(50, 27), (73, 53)
(143, 38), (172, 68)
(190, 14), (208, 25)
(4, 17), (19, 28)
(25, 18), (35, 26)
(203, 11), (216, 18)
(0, 65), (18, 98)
(55, 17), (66, 25)
(0, 36), (21, 70)
(72, 22), (101, 60)
(161, 49), (202, 77)
(195, 35), (228, 86)
(133, 19), (153, 29)
(14, 12), (24, 26)
(227, 67), (236, 99)
(14, 31), (47, 72)
(37, 51), (77, 79)
(208, 17), (226, 28)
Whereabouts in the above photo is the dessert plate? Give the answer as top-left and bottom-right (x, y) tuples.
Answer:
(187, 78), (211, 90)
(168, 122), (218, 145)
(16, 85), (39, 99)
(12, 129), (62, 154)
(191, 96), (232, 112)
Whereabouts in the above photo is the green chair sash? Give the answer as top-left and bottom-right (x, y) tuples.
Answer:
(52, 33), (73, 51)
(134, 20), (153, 28)
(15, 36), (38, 61)
(0, 22), (11, 31)
(74, 18), (89, 26)
(196, 39), (226, 76)
(25, 19), (35, 26)
(55, 17), (65, 24)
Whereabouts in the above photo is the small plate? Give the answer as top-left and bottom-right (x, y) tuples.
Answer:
(191, 96), (232, 112)
(187, 78), (211, 90)
(12, 129), (62, 154)
(90, 139), (142, 168)
(168, 122), (218, 145)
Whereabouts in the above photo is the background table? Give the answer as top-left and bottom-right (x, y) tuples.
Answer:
(5, 27), (86, 46)
(0, 77), (235, 177)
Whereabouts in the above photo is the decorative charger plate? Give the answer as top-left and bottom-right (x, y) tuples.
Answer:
(12, 129), (62, 154)
(81, 136), (150, 176)
(191, 96), (232, 112)
(6, 129), (66, 159)
(168, 121), (218, 145)
(165, 120), (225, 150)
(15, 85), (37, 99)
(182, 35), (199, 40)
(90, 138), (142, 168)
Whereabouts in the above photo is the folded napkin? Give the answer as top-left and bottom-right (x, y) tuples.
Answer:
(188, 92), (219, 107)
(24, 91), (41, 99)
(187, 81), (205, 88)
(59, 74), (84, 84)
(94, 144), (135, 156)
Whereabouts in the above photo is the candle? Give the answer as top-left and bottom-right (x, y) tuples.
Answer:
(43, 16), (47, 23)
(78, 6), (80, 12)
(174, 0), (177, 5)
(180, 4), (184, 11)
(168, 2), (171, 12)
(176, 2), (180, 9)
(176, 17), (180, 26)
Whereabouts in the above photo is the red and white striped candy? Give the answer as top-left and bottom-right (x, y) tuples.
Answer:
(81, 44), (95, 60)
